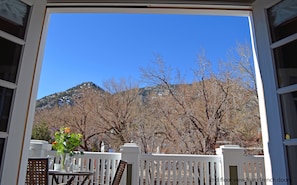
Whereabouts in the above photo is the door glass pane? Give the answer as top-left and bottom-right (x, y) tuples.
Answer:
(273, 39), (297, 88)
(281, 91), (297, 139)
(286, 146), (297, 184)
(0, 1), (30, 39)
(0, 37), (22, 83)
(267, 0), (297, 42)
(0, 138), (4, 168)
(0, 87), (13, 132)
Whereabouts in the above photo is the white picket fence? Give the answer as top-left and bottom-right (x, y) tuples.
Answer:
(38, 144), (265, 185)
(242, 155), (266, 184)
(139, 154), (222, 185)
(46, 151), (121, 185)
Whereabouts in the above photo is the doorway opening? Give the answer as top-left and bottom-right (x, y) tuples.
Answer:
(33, 7), (262, 155)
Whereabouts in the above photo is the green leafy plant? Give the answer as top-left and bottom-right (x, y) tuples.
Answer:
(31, 122), (51, 142)
(52, 127), (83, 156)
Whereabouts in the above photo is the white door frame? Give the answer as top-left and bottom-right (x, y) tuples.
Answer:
(251, 0), (284, 183)
(40, 1), (274, 184)
(11, 0), (289, 184)
(252, 0), (297, 184)
(0, 0), (46, 185)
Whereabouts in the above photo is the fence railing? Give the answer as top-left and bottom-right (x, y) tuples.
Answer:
(242, 155), (266, 184)
(216, 145), (266, 185)
(139, 154), (222, 185)
(46, 150), (121, 185)
(31, 143), (265, 185)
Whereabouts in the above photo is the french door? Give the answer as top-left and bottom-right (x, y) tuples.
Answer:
(252, 0), (297, 184)
(0, 0), (46, 184)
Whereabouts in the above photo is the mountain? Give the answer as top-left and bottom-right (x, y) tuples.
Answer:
(35, 81), (181, 111)
(35, 82), (105, 111)
(34, 80), (262, 154)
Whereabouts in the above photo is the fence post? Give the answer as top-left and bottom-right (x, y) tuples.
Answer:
(120, 143), (140, 185)
(29, 140), (52, 157)
(216, 145), (245, 185)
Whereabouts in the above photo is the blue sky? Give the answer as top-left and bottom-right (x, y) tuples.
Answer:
(37, 13), (252, 99)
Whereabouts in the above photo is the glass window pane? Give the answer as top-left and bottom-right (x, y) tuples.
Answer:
(0, 37), (22, 83)
(267, 0), (297, 42)
(0, 1), (30, 39)
(273, 39), (297, 88)
(286, 146), (297, 184)
(0, 138), (4, 169)
(281, 91), (297, 139)
(0, 87), (13, 132)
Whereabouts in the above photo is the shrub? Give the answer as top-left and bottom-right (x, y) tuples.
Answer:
(31, 122), (51, 142)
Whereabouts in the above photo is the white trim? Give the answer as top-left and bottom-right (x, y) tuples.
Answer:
(249, 12), (275, 185)
(0, 30), (25, 45)
(271, 32), (297, 49)
(0, 80), (17, 89)
(47, 2), (252, 10)
(148, 3), (251, 9)
(5, 1), (290, 185)
(277, 84), (297, 94)
(47, 5), (251, 17)
(0, 0), (46, 185)
(47, 2), (252, 9)
(0, 132), (8, 139)
(252, 0), (288, 184)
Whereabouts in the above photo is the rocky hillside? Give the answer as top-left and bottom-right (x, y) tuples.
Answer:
(34, 80), (262, 154)
(36, 82), (174, 111)
(36, 82), (105, 111)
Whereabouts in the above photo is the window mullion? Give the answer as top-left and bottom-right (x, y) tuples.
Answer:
(271, 33), (297, 49)
(277, 84), (297, 94)
(0, 30), (25, 45)
(284, 138), (297, 146)
(0, 132), (8, 139)
(0, 80), (17, 90)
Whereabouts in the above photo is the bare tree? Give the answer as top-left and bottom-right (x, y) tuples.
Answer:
(34, 43), (261, 154)
(95, 78), (140, 150)
(34, 87), (106, 151)
(60, 88), (106, 151)
(223, 43), (261, 149)
(140, 50), (259, 154)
